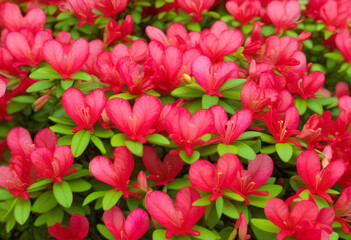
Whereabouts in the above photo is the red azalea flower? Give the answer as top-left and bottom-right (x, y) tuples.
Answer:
(230, 154), (273, 205)
(90, 146), (140, 199)
(145, 186), (206, 238)
(189, 153), (241, 202)
(82, 39), (104, 77)
(191, 55), (238, 97)
(319, 0), (351, 32)
(235, 213), (251, 240)
(95, 0), (129, 18)
(48, 214), (89, 240)
(334, 187), (351, 234)
(67, 0), (98, 27)
(103, 206), (149, 240)
(167, 107), (214, 155)
(103, 15), (133, 46)
(176, 0), (215, 22)
(42, 38), (89, 80)
(226, 0), (261, 25)
(142, 146), (183, 186)
(62, 87), (107, 133)
(106, 95), (162, 143)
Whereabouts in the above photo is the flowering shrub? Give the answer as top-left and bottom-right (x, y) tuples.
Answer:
(1, 0), (351, 239)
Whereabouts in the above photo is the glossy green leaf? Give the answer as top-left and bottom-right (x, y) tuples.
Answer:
(111, 133), (128, 147)
(14, 197), (31, 225)
(146, 133), (171, 145)
(71, 71), (92, 81)
(71, 129), (91, 157)
(27, 178), (52, 192)
(218, 79), (246, 91)
(251, 218), (280, 233)
(307, 98), (323, 115)
(247, 185), (283, 208)
(294, 97), (307, 115)
(61, 80), (74, 90)
(29, 67), (62, 80)
(97, 224), (116, 240)
(192, 225), (221, 240)
(11, 95), (36, 104)
(233, 141), (256, 160)
(53, 181), (73, 208)
(167, 178), (191, 190)
(0, 188), (14, 200)
(93, 127), (114, 138)
(202, 94), (219, 109)
(222, 199), (239, 219)
(179, 150), (200, 164)
(102, 189), (123, 210)
(125, 139), (143, 157)
(50, 124), (74, 135)
(276, 143), (293, 162)
(217, 143), (237, 156)
(222, 189), (245, 202)
(82, 191), (107, 206)
(32, 191), (57, 213)
(69, 179), (92, 192)
(91, 135), (106, 154)
(193, 195), (211, 206)
(171, 87), (204, 98)
(215, 196), (223, 218)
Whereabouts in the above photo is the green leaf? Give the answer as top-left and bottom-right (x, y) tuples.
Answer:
(179, 150), (200, 164)
(6, 102), (27, 114)
(53, 181), (73, 208)
(61, 80), (74, 90)
(167, 178), (191, 190)
(202, 94), (219, 109)
(63, 169), (90, 181)
(260, 133), (276, 144)
(93, 128), (114, 138)
(71, 71), (92, 81)
(5, 215), (16, 233)
(71, 129), (91, 157)
(260, 145), (276, 154)
(146, 133), (171, 145)
(27, 178), (52, 192)
(222, 199), (239, 219)
(69, 179), (92, 192)
(32, 192), (57, 213)
(215, 196), (223, 218)
(48, 116), (76, 126)
(205, 203), (220, 229)
(193, 195), (211, 206)
(102, 189), (123, 210)
(110, 92), (137, 100)
(111, 133), (128, 147)
(82, 191), (107, 206)
(276, 143), (293, 162)
(217, 143), (237, 156)
(57, 135), (73, 146)
(247, 185), (283, 208)
(232, 141), (256, 160)
(152, 229), (168, 240)
(14, 197), (31, 225)
(34, 207), (64, 227)
(192, 225), (221, 239)
(222, 189), (245, 202)
(0, 188), (14, 200)
(294, 97), (307, 115)
(250, 219), (280, 233)
(125, 139), (143, 157)
(236, 131), (261, 141)
(97, 224), (116, 240)
(91, 135), (106, 154)
(324, 52), (344, 62)
(29, 67), (62, 80)
(171, 87), (204, 98)
(307, 98), (324, 115)
(187, 22), (201, 32)
(50, 124), (74, 135)
(11, 95), (37, 104)
(221, 90), (241, 100)
(218, 79), (246, 91)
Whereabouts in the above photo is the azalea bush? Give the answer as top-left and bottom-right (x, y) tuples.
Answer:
(1, 0), (351, 239)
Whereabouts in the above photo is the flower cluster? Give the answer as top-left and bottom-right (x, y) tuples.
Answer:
(1, 0), (351, 240)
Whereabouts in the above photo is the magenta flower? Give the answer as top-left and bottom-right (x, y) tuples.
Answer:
(95, 0), (129, 18)
(82, 40), (104, 77)
(191, 56), (238, 97)
(67, 0), (98, 27)
(103, 206), (149, 240)
(334, 187), (351, 234)
(90, 146), (140, 199)
(48, 214), (89, 240)
(62, 87), (107, 133)
(189, 153), (242, 202)
(145, 186), (206, 238)
(42, 38), (89, 80)
(176, 0), (215, 22)
(142, 146), (183, 186)
(103, 15), (133, 46)
(106, 95), (162, 143)
(226, 0), (261, 25)
(297, 150), (346, 203)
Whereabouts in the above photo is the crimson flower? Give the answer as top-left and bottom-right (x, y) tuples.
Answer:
(191, 55), (238, 97)
(296, 150), (345, 203)
(103, 206), (149, 240)
(106, 95), (162, 143)
(95, 0), (128, 18)
(82, 40), (104, 77)
(189, 153), (241, 202)
(334, 187), (351, 234)
(42, 38), (89, 80)
(336, 28), (351, 63)
(103, 15), (133, 46)
(226, 0), (261, 25)
(230, 154), (273, 205)
(48, 214), (89, 240)
(235, 213), (251, 240)
(90, 146), (140, 199)
(142, 146), (183, 186)
(319, 0), (351, 31)
(145, 186), (206, 239)
(264, 106), (301, 147)
(209, 105), (252, 144)
(62, 87), (107, 133)
(167, 107), (214, 155)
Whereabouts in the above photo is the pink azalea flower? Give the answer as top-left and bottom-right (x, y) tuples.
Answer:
(90, 146), (140, 199)
(67, 0), (98, 27)
(176, 0), (215, 22)
(226, 0), (261, 25)
(189, 153), (242, 202)
(42, 38), (89, 80)
(209, 105), (252, 144)
(266, 0), (301, 34)
(335, 81), (350, 98)
(235, 213), (251, 240)
(103, 15), (133, 46)
(334, 187), (351, 234)
(199, 21), (244, 62)
(106, 95), (162, 143)
(296, 150), (345, 203)
(62, 87), (107, 133)
(103, 206), (149, 240)
(82, 40), (104, 77)
(142, 146), (183, 186)
(95, 0), (129, 18)
(191, 55), (238, 97)
(167, 107), (214, 155)
(230, 154), (273, 205)
(336, 28), (351, 63)
(319, 0), (351, 32)
(48, 214), (89, 240)
(145, 186), (206, 238)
